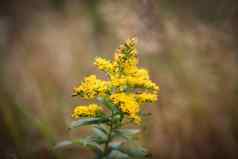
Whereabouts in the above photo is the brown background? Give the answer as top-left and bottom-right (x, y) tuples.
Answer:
(0, 0), (238, 159)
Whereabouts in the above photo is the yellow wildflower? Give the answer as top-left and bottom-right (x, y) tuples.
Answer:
(126, 68), (159, 90)
(113, 37), (138, 71)
(143, 80), (160, 90)
(72, 104), (103, 119)
(110, 93), (139, 114)
(72, 37), (160, 125)
(110, 93), (141, 124)
(94, 57), (114, 73)
(122, 67), (147, 78)
(111, 77), (127, 87)
(134, 92), (158, 104)
(73, 75), (109, 99)
(111, 75), (159, 91)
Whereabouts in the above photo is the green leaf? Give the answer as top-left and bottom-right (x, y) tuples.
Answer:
(54, 138), (97, 149)
(93, 127), (108, 139)
(112, 128), (140, 140)
(110, 142), (123, 150)
(54, 138), (103, 154)
(121, 146), (151, 159)
(69, 117), (108, 129)
(109, 143), (151, 159)
(97, 96), (118, 112)
(78, 138), (102, 151)
(95, 125), (108, 135)
(89, 126), (108, 145)
(108, 150), (129, 159)
(90, 136), (107, 145)
(116, 129), (140, 136)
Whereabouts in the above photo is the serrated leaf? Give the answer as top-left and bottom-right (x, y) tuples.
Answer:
(69, 117), (108, 129)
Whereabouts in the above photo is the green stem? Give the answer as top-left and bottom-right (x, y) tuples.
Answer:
(103, 111), (114, 157)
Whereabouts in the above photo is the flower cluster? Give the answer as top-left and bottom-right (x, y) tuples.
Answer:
(72, 104), (102, 119)
(73, 75), (109, 99)
(72, 37), (159, 124)
(94, 57), (114, 73)
(110, 68), (159, 91)
(134, 92), (158, 104)
(110, 93), (141, 124)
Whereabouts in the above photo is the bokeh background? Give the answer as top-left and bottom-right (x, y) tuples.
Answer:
(1, 0), (238, 159)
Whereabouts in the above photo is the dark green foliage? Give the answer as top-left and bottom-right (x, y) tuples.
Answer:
(69, 117), (108, 129)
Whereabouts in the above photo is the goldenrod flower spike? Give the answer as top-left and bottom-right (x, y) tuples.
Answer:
(72, 37), (159, 124)
(57, 38), (159, 158)
(56, 38), (160, 159)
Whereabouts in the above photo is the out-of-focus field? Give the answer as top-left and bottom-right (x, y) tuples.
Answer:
(0, 1), (238, 159)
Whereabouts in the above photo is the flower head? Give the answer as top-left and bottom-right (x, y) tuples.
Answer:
(72, 104), (103, 119)
(73, 75), (109, 99)
(134, 92), (158, 104)
(110, 93), (141, 124)
(94, 57), (114, 73)
(113, 37), (138, 74)
(110, 67), (159, 91)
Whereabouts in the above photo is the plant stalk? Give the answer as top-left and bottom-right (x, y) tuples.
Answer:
(103, 111), (114, 157)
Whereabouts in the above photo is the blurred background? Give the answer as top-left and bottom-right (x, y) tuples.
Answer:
(1, 0), (238, 159)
